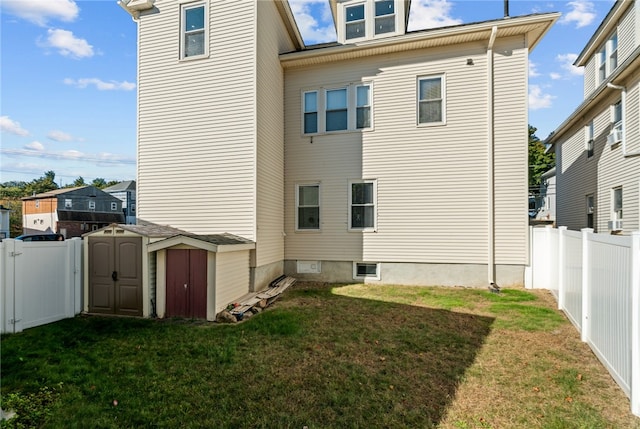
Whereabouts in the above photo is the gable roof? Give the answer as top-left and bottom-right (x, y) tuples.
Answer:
(280, 13), (560, 68)
(103, 180), (136, 192)
(22, 186), (87, 200)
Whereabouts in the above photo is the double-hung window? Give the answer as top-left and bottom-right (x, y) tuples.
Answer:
(65, 199), (72, 209)
(181, 2), (207, 59)
(345, 4), (366, 40)
(613, 187), (623, 220)
(326, 89), (348, 132)
(374, 0), (395, 35)
(597, 31), (618, 84)
(586, 194), (594, 229)
(111, 202), (118, 211)
(586, 121), (594, 158)
(418, 75), (445, 125)
(89, 200), (96, 210)
(349, 180), (376, 231)
(302, 83), (372, 135)
(296, 184), (320, 230)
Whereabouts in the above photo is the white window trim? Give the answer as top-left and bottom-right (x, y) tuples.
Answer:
(348, 179), (377, 232)
(353, 262), (381, 280)
(111, 202), (118, 211)
(302, 82), (373, 136)
(179, 1), (209, 61)
(417, 74), (446, 127)
(65, 199), (72, 209)
(295, 183), (321, 232)
(89, 200), (96, 210)
(337, 0), (402, 43)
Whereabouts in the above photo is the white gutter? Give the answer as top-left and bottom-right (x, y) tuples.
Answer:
(607, 82), (640, 157)
(487, 25), (497, 285)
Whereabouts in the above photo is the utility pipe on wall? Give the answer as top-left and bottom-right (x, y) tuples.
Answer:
(487, 26), (498, 285)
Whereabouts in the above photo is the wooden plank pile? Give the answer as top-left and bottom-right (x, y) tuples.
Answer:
(216, 275), (296, 323)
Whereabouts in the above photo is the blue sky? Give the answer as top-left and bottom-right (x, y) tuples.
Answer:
(1, 0), (615, 184)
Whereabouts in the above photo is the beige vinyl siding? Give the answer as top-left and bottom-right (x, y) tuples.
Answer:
(618, 4), (636, 67)
(215, 251), (251, 313)
(584, 56), (596, 99)
(137, 0), (257, 238)
(492, 37), (529, 264)
(285, 39), (528, 265)
(255, 1), (292, 268)
(596, 77), (640, 232)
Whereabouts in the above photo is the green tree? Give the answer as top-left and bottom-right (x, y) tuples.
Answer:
(528, 125), (555, 187)
(73, 177), (87, 187)
(91, 178), (107, 188)
(25, 171), (59, 195)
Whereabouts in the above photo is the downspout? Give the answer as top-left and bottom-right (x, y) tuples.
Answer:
(487, 26), (498, 285)
(608, 82), (640, 157)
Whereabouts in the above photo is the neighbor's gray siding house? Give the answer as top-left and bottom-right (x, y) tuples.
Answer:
(548, 0), (640, 233)
(120, 0), (558, 289)
(103, 180), (137, 224)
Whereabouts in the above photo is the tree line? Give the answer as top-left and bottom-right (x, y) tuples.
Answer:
(0, 171), (122, 237)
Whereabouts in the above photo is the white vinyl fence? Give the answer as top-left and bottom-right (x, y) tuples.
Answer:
(526, 226), (640, 417)
(1, 238), (83, 334)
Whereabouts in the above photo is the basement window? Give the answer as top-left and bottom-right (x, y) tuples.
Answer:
(353, 262), (380, 280)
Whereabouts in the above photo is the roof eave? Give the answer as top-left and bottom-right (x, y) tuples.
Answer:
(274, 0), (305, 50)
(280, 13), (560, 68)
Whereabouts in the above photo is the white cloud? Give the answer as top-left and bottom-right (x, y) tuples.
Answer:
(64, 78), (136, 91)
(47, 130), (74, 142)
(529, 85), (556, 110)
(529, 62), (540, 78)
(39, 28), (93, 58)
(1, 147), (136, 165)
(408, 0), (463, 31)
(1, 0), (78, 26)
(25, 141), (45, 151)
(289, 0), (336, 44)
(560, 1), (596, 28)
(557, 53), (583, 76)
(0, 116), (29, 136)
(550, 72), (562, 80)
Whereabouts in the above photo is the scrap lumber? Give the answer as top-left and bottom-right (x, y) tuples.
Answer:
(226, 276), (296, 319)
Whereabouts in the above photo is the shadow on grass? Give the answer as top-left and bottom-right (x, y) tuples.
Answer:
(1, 284), (494, 428)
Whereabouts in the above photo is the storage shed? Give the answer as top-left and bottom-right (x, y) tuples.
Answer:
(83, 223), (255, 320)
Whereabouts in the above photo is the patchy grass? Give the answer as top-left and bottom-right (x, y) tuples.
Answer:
(1, 283), (638, 429)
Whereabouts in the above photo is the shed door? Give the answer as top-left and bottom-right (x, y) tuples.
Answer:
(89, 237), (142, 316)
(166, 249), (207, 319)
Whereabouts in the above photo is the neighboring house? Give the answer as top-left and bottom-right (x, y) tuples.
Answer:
(0, 205), (10, 239)
(120, 0), (558, 289)
(547, 0), (640, 233)
(534, 167), (556, 223)
(22, 187), (125, 238)
(103, 180), (137, 224)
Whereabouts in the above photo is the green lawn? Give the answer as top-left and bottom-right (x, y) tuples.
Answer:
(1, 282), (638, 428)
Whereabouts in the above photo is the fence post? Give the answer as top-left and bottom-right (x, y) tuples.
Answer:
(525, 226), (533, 289)
(558, 226), (567, 310)
(73, 238), (83, 315)
(581, 228), (593, 342)
(631, 231), (639, 416)
(543, 225), (553, 290)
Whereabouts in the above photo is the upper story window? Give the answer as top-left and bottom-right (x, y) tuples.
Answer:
(349, 179), (376, 231)
(35, 200), (40, 208)
(89, 200), (96, 210)
(585, 121), (594, 158)
(597, 31), (618, 84)
(181, 2), (207, 59)
(111, 202), (118, 211)
(374, 0), (395, 35)
(339, 0), (402, 43)
(586, 194), (595, 229)
(302, 83), (373, 135)
(418, 75), (445, 125)
(64, 199), (72, 209)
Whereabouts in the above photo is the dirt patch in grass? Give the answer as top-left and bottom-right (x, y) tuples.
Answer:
(1, 282), (638, 428)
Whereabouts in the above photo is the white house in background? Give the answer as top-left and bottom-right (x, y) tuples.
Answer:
(119, 0), (558, 290)
(534, 167), (556, 223)
(103, 180), (137, 224)
(547, 0), (640, 234)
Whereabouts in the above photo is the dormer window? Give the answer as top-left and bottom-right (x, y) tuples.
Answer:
(338, 0), (404, 43)
(374, 0), (395, 35)
(346, 4), (365, 40)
